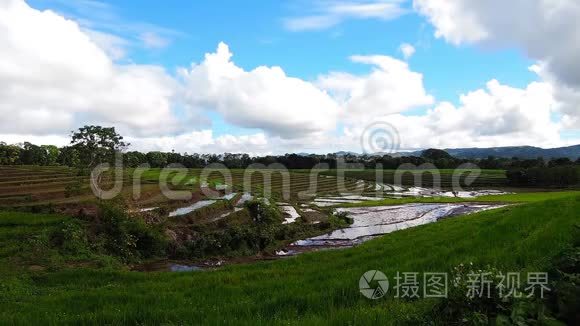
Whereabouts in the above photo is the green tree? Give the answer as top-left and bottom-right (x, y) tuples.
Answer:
(0, 143), (21, 165)
(146, 151), (168, 168)
(20, 142), (47, 165)
(70, 126), (128, 167)
(57, 146), (81, 167)
(421, 148), (453, 161)
(124, 151), (147, 168)
(41, 145), (59, 166)
(548, 157), (573, 167)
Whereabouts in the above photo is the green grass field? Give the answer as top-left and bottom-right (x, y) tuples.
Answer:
(1, 194), (578, 324)
(320, 168), (508, 188)
(0, 166), (513, 208)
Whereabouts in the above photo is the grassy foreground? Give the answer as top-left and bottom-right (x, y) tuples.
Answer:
(1, 195), (579, 324)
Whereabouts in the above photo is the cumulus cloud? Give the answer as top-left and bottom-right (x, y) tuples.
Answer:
(1, 0), (577, 154)
(284, 0), (408, 31)
(414, 0), (580, 130)
(398, 43), (415, 60)
(83, 29), (129, 60)
(413, 0), (580, 86)
(179, 42), (340, 138)
(128, 130), (270, 155)
(0, 0), (180, 137)
(380, 79), (561, 149)
(318, 54), (434, 124)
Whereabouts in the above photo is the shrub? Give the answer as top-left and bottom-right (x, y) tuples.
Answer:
(50, 219), (91, 256)
(95, 202), (167, 261)
(245, 199), (282, 224)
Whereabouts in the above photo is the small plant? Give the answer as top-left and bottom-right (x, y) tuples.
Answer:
(334, 210), (353, 224)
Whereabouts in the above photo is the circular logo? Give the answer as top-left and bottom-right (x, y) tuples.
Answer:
(360, 121), (400, 154)
(359, 270), (389, 299)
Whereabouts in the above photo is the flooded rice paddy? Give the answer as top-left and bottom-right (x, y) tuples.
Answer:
(137, 183), (510, 270)
(168, 200), (217, 217)
(281, 202), (506, 254)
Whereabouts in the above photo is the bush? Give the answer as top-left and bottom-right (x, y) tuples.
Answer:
(95, 202), (167, 261)
(50, 219), (90, 256)
(427, 243), (580, 325)
(245, 199), (282, 224)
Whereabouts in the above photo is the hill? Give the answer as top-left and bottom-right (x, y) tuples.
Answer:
(444, 144), (580, 159)
(393, 144), (580, 160)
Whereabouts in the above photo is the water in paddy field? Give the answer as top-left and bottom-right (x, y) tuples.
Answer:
(159, 193), (239, 218)
(236, 192), (253, 206)
(168, 200), (216, 217)
(311, 184), (510, 207)
(280, 205), (300, 224)
(281, 203), (506, 254)
(133, 261), (203, 272)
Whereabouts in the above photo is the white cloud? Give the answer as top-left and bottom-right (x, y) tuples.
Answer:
(0, 0), (180, 137)
(383, 79), (561, 149)
(83, 28), (129, 60)
(318, 54), (434, 124)
(414, 0), (580, 131)
(398, 43), (415, 60)
(284, 0), (407, 31)
(43, 0), (179, 56)
(531, 63), (580, 129)
(128, 130), (270, 155)
(0, 133), (70, 147)
(1, 0), (577, 155)
(179, 42), (340, 138)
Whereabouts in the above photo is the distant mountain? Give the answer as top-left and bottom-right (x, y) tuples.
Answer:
(401, 145), (580, 160)
(334, 151), (360, 156)
(299, 145), (580, 160)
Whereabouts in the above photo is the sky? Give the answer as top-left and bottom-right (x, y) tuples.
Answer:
(1, 0), (580, 154)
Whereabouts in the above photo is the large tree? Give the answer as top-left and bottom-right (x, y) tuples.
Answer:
(70, 126), (128, 167)
(0, 142), (21, 165)
(20, 142), (47, 165)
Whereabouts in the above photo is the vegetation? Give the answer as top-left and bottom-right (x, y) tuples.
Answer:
(1, 126), (579, 324)
(69, 125), (128, 167)
(0, 194), (578, 324)
(507, 166), (579, 187)
(320, 168), (509, 188)
(2, 128), (579, 172)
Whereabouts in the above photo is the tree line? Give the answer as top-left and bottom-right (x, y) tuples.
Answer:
(1, 126), (579, 173)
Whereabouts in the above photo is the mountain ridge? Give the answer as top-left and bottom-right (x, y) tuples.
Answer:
(322, 144), (580, 159)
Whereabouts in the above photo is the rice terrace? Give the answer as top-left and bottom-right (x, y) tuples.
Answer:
(2, 0), (580, 325)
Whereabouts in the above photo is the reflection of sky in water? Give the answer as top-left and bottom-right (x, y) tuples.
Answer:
(168, 200), (216, 217)
(311, 186), (509, 207)
(293, 203), (504, 245)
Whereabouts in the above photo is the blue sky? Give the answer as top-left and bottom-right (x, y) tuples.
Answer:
(2, 0), (579, 153)
(30, 0), (536, 101)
